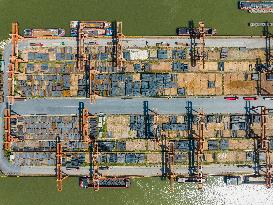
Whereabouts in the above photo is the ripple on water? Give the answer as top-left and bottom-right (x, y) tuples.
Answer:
(122, 177), (273, 205)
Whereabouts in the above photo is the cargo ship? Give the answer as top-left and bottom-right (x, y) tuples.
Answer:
(70, 21), (111, 29)
(81, 28), (113, 36)
(176, 27), (216, 36)
(23, 28), (65, 38)
(239, 1), (273, 10)
(70, 21), (113, 37)
(79, 177), (130, 189)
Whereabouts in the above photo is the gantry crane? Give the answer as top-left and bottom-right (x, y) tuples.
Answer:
(189, 21), (197, 68)
(153, 111), (160, 143)
(160, 130), (174, 189)
(116, 22), (124, 72)
(56, 136), (63, 192)
(196, 111), (205, 189)
(3, 107), (21, 151)
(198, 22), (206, 71)
(92, 141), (100, 191)
(143, 100), (160, 139)
(263, 22), (272, 71)
(4, 108), (12, 151)
(166, 141), (175, 190)
(256, 22), (273, 94)
(79, 102), (91, 144)
(259, 106), (272, 188)
(249, 105), (272, 188)
(76, 21), (98, 103)
(160, 133), (167, 180)
(245, 102), (261, 174)
(88, 130), (100, 191)
(189, 21), (207, 70)
(79, 102), (100, 190)
(112, 21), (124, 72)
(186, 101), (206, 188)
(8, 22), (21, 105)
(82, 108), (90, 143)
(186, 101), (195, 176)
(76, 22), (85, 72)
(89, 65), (97, 103)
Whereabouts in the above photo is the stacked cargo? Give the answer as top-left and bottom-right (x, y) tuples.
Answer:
(89, 117), (98, 139)
(13, 152), (56, 166)
(130, 115), (154, 138)
(141, 73), (177, 96)
(16, 74), (74, 98)
(28, 52), (49, 61)
(93, 73), (178, 97)
(99, 153), (145, 164)
(65, 153), (85, 169)
(172, 62), (189, 72)
(10, 115), (85, 154)
(230, 115), (247, 137)
(172, 50), (186, 59)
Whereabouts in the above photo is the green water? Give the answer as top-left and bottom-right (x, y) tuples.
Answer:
(1, 176), (273, 205)
(0, 0), (273, 40)
(0, 176), (219, 205)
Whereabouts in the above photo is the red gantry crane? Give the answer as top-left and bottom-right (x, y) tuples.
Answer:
(56, 136), (63, 192)
(3, 108), (20, 151)
(8, 22), (21, 105)
(4, 108), (12, 151)
(196, 111), (205, 189)
(167, 141), (175, 190)
(198, 22), (206, 71)
(259, 106), (272, 188)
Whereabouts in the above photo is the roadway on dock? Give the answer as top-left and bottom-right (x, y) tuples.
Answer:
(11, 97), (273, 116)
(18, 36), (269, 49)
(18, 164), (254, 177)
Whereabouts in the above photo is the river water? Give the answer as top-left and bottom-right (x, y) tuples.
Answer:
(0, 176), (272, 205)
(120, 176), (273, 205)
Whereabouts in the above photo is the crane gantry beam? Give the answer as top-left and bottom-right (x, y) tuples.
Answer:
(259, 106), (272, 188)
(198, 21), (206, 71)
(4, 108), (11, 151)
(250, 105), (272, 188)
(79, 103), (100, 191)
(76, 22), (85, 72)
(92, 141), (100, 191)
(196, 111), (205, 189)
(167, 141), (175, 190)
(112, 21), (124, 72)
(263, 22), (272, 71)
(82, 108), (90, 143)
(3, 108), (20, 151)
(89, 66), (96, 103)
(8, 22), (21, 105)
(56, 136), (63, 192)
